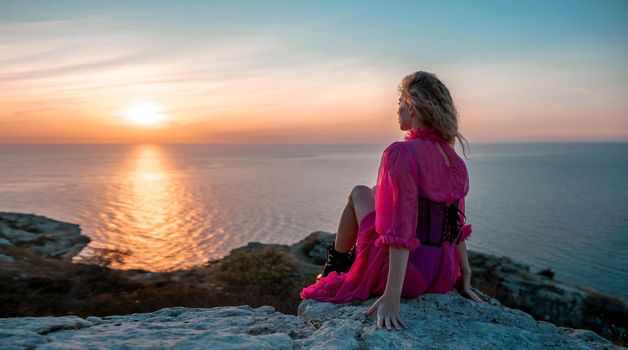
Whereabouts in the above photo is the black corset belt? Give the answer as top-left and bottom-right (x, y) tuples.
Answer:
(416, 198), (467, 246)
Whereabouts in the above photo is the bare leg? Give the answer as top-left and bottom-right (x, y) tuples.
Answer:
(334, 185), (375, 253)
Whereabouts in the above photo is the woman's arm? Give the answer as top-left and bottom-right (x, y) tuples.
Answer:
(364, 246), (409, 330)
(456, 240), (471, 276)
(364, 142), (417, 329)
(384, 246), (409, 297)
(456, 240), (484, 303)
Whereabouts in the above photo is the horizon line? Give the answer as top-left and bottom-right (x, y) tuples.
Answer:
(1, 140), (627, 146)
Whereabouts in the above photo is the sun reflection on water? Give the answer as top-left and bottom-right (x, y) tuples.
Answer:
(74, 144), (213, 271)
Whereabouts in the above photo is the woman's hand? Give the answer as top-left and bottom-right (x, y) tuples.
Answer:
(365, 246), (409, 330)
(460, 273), (484, 303)
(363, 292), (407, 330)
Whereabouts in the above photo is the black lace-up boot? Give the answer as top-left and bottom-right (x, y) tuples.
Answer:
(316, 242), (357, 281)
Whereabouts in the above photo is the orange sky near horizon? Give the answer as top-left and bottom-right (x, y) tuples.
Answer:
(3, 53), (626, 144)
(1, 3), (627, 144)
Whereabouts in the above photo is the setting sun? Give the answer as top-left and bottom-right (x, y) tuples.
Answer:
(126, 103), (165, 125)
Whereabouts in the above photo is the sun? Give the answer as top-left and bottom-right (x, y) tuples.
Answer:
(126, 102), (165, 125)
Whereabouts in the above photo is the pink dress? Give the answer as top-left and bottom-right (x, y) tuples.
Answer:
(300, 126), (472, 302)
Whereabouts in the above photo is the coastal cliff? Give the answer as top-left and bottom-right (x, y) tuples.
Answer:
(0, 212), (626, 348)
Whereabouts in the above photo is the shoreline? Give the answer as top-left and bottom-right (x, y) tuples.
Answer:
(1, 211), (626, 345)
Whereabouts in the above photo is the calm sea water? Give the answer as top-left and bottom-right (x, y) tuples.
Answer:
(0, 143), (626, 301)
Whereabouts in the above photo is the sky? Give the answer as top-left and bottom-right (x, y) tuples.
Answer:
(1, 0), (627, 144)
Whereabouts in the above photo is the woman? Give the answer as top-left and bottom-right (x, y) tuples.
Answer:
(300, 71), (483, 331)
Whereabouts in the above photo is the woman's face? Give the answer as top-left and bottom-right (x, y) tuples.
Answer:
(397, 96), (414, 131)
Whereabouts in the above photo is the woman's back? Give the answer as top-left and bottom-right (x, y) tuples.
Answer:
(374, 126), (472, 296)
(404, 129), (469, 204)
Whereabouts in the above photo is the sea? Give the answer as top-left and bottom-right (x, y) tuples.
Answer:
(0, 142), (626, 301)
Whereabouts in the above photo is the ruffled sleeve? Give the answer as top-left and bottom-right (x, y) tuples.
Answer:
(374, 142), (421, 250)
(458, 197), (472, 242)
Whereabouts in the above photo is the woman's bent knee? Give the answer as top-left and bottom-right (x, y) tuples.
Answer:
(351, 185), (375, 224)
(350, 185), (375, 206)
(350, 185), (372, 199)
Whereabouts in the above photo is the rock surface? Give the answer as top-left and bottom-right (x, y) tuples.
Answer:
(0, 212), (90, 261)
(0, 292), (616, 349)
(468, 250), (627, 341)
(299, 291), (617, 350)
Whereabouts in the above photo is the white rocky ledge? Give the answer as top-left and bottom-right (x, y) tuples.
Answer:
(0, 291), (614, 349)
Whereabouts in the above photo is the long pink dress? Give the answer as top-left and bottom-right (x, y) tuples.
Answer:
(300, 126), (472, 302)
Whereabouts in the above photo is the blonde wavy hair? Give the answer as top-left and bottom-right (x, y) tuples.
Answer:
(398, 71), (471, 158)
